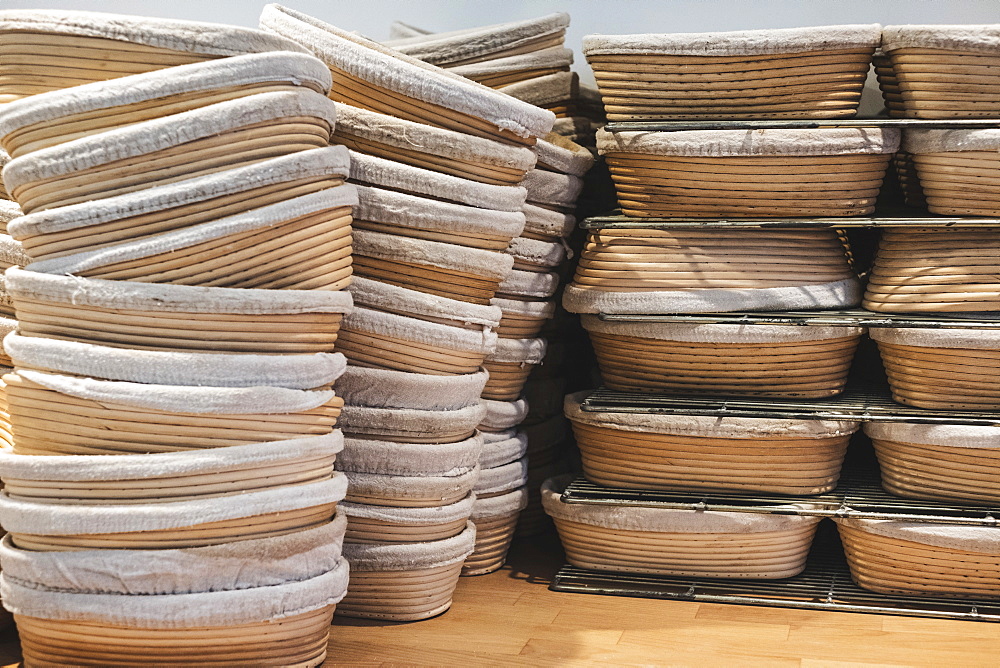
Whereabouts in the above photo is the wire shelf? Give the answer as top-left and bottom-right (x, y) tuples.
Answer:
(595, 310), (1000, 329)
(580, 212), (1000, 229)
(603, 118), (1000, 132)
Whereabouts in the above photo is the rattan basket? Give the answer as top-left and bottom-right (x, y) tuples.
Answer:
(338, 401), (487, 444)
(463, 487), (528, 576)
(479, 399), (529, 434)
(342, 493), (475, 544)
(901, 129), (1000, 216)
(483, 337), (547, 401)
(449, 47), (573, 89)
(872, 50), (906, 117)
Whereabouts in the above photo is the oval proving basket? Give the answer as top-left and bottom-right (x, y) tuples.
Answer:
(332, 102), (536, 186)
(902, 129), (1000, 216)
(865, 422), (1000, 505)
(836, 518), (1000, 598)
(336, 432), (482, 507)
(11, 146), (351, 271)
(871, 327), (1000, 410)
(342, 493), (475, 545)
(0, 473), (347, 551)
(0, 51), (331, 158)
(3, 369), (343, 456)
(499, 71), (577, 118)
(5, 269), (352, 354)
(482, 337), (547, 401)
(4, 89), (336, 214)
(338, 401), (486, 444)
(566, 391), (858, 494)
(864, 228), (1000, 312)
(544, 475), (822, 578)
(0, 8), (308, 103)
(882, 25), (1000, 119)
(583, 25), (881, 121)
(581, 317), (863, 398)
(338, 522), (476, 621)
(463, 487), (529, 576)
(260, 5), (554, 146)
(451, 46), (574, 89)
(565, 228), (862, 314)
(597, 128), (897, 218)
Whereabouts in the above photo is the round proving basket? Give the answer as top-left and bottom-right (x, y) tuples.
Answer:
(338, 522), (475, 621)
(864, 228), (1000, 312)
(337, 433), (482, 508)
(10, 146), (351, 270)
(893, 152), (927, 209)
(873, 50), (905, 118)
(0, 8), (309, 103)
(902, 129), (1000, 216)
(522, 203), (576, 242)
(3, 89), (336, 214)
(0, 234), (28, 316)
(521, 163), (583, 212)
(866, 422), (1000, 505)
(352, 228), (513, 305)
(0, 51), (331, 159)
(836, 518), (1000, 598)
(597, 127), (897, 217)
(479, 430), (529, 470)
(476, 457), (529, 502)
(882, 25), (1000, 119)
(4, 556), (348, 667)
(479, 399), (529, 433)
(0, 199), (19, 232)
(5, 268), (352, 353)
(450, 46), (574, 89)
(0, 153), (10, 201)
(544, 475), (823, 577)
(583, 25), (881, 121)
(338, 401), (487, 444)
(567, 391), (858, 494)
(565, 228), (862, 314)
(497, 268), (560, 301)
(462, 487), (528, 576)
(534, 132), (595, 178)
(260, 5), (554, 146)
(871, 327), (1000, 410)
(0, 367), (12, 450)
(337, 364), (487, 412)
(581, 317), (863, 398)
(482, 337), (547, 401)
(0, 473), (346, 551)
(3, 368), (343, 456)
(332, 103), (537, 186)
(342, 493), (475, 545)
(507, 235), (567, 272)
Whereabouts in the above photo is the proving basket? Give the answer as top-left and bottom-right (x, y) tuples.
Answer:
(3, 89), (337, 214)
(872, 327), (1000, 410)
(864, 228), (1000, 312)
(0, 473), (346, 550)
(0, 8), (309, 102)
(506, 235), (567, 272)
(498, 71), (577, 117)
(0, 200), (19, 232)
(351, 228), (513, 304)
(462, 487), (528, 576)
(259, 5), (554, 146)
(331, 103), (536, 185)
(522, 413), (567, 470)
(482, 337), (547, 401)
(836, 518), (1000, 598)
(336, 433), (482, 507)
(544, 475), (822, 577)
(3, 369), (343, 456)
(872, 50), (906, 117)
(491, 296), (556, 339)
(5, 268), (353, 354)
(479, 399), (529, 433)
(597, 127), (898, 217)
(882, 25), (1000, 118)
(584, 25), (881, 120)
(565, 228), (862, 314)
(450, 47), (574, 88)
(338, 522), (475, 621)
(342, 493), (475, 545)
(0, 368), (11, 450)
(338, 402), (486, 444)
(902, 129), (1000, 216)
(581, 317), (863, 398)
(522, 202), (576, 242)
(478, 431), (529, 472)
(534, 132), (595, 177)
(567, 391), (858, 494)
(0, 235), (27, 316)
(10, 146), (351, 268)
(0, 51), (332, 159)
(866, 422), (1000, 504)
(497, 268), (560, 300)
(337, 365), (487, 412)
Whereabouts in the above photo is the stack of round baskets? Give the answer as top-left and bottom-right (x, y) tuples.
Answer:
(0, 26), (357, 663)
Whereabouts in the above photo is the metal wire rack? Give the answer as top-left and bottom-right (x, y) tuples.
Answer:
(596, 310), (1000, 329)
(603, 118), (1000, 132)
(580, 212), (1000, 229)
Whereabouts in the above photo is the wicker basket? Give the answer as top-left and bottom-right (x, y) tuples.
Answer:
(893, 152), (927, 209)
(479, 399), (529, 434)
(522, 414), (568, 470)
(337, 433), (482, 507)
(0, 368), (12, 451)
(581, 317), (863, 398)
(342, 493), (475, 544)
(521, 161), (583, 212)
(450, 46), (574, 89)
(0, 234), (27, 317)
(3, 89), (336, 214)
(463, 487), (528, 576)
(901, 129), (1000, 216)
(5, 269), (352, 354)
(499, 71), (577, 118)
(567, 391), (857, 494)
(338, 402), (487, 444)
(866, 422), (1000, 505)
(492, 296), (556, 339)
(337, 364), (488, 412)
(836, 518), (1000, 598)
(882, 25), (1000, 118)
(864, 228), (1000, 312)
(260, 6), (554, 147)
(584, 26), (880, 121)
(507, 235), (567, 273)
(545, 475), (822, 577)
(338, 522), (475, 621)
(483, 337), (547, 401)
(872, 50), (906, 118)
(872, 327), (1000, 410)
(533, 132), (595, 178)
(332, 103), (536, 185)
(497, 268), (560, 301)
(0, 8), (309, 103)
(597, 127), (897, 218)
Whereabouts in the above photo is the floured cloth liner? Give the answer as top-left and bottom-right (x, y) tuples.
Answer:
(870, 327), (1000, 351)
(338, 402), (486, 440)
(903, 128), (1000, 154)
(336, 433), (482, 477)
(337, 365), (487, 411)
(478, 431), (529, 469)
(471, 487), (528, 520)
(340, 493), (474, 526)
(837, 518), (1000, 555)
(522, 203), (575, 239)
(475, 457), (529, 496)
(597, 128), (900, 158)
(348, 277), (500, 328)
(479, 398), (529, 431)
(486, 336), (547, 364)
(498, 268), (560, 299)
(882, 25), (1000, 53)
(499, 72), (576, 108)
(450, 47), (574, 79)
(865, 422), (1000, 450)
(535, 133), (595, 177)
(340, 305), (498, 356)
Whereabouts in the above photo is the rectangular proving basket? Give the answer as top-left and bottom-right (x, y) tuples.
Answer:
(583, 25), (881, 121)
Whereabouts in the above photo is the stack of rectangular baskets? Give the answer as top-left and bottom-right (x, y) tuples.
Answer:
(548, 23), (1000, 603)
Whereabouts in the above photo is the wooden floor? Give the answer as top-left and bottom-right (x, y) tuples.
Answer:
(0, 530), (997, 666)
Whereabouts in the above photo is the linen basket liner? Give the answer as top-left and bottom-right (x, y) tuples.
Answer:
(499, 72), (575, 108)
(474, 456), (529, 496)
(450, 47), (574, 78)
(341, 521), (475, 571)
(341, 306), (497, 355)
(507, 235), (566, 269)
(882, 25), (1000, 53)
(522, 203), (575, 239)
(0, 202), (20, 232)
(0, 235), (27, 267)
(498, 268), (559, 298)
(870, 326), (1000, 350)
(341, 466), (479, 500)
(491, 296), (556, 321)
(336, 432), (482, 476)
(534, 133), (595, 177)
(471, 487), (528, 520)
(903, 128), (1000, 154)
(349, 277), (501, 328)
(478, 431), (529, 469)
(340, 493), (475, 525)
(352, 229), (513, 280)
(522, 167), (583, 208)
(479, 397), (530, 431)
(338, 401), (487, 437)
(482, 428), (519, 445)
(865, 421), (1000, 449)
(836, 517), (1000, 555)
(486, 336), (547, 364)
(336, 365), (487, 411)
